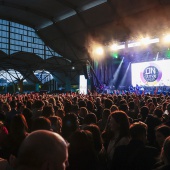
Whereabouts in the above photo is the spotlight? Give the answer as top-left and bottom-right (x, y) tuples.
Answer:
(94, 47), (104, 55)
(72, 66), (75, 70)
(164, 35), (170, 43)
(110, 44), (125, 51)
(110, 44), (118, 51)
(140, 37), (150, 45)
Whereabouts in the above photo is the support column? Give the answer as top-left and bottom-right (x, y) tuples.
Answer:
(13, 84), (16, 93)
(35, 83), (40, 92)
(87, 79), (91, 91)
(18, 80), (23, 93)
(65, 76), (71, 92)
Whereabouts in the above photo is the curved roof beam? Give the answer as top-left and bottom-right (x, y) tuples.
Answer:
(44, 1), (92, 64)
(56, 0), (103, 64)
(51, 0), (108, 23)
(0, 1), (102, 30)
(0, 2), (85, 62)
(0, 1), (53, 29)
(56, 0), (89, 28)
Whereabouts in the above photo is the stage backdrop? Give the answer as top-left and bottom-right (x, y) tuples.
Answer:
(92, 57), (131, 89)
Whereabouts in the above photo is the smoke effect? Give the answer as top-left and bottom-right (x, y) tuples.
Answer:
(85, 35), (105, 61)
(85, 1), (170, 44)
(84, 0), (170, 62)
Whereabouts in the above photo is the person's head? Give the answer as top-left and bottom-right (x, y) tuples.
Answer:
(119, 99), (127, 106)
(69, 129), (94, 153)
(83, 113), (97, 125)
(109, 110), (130, 138)
(79, 107), (88, 118)
(102, 109), (111, 121)
(129, 101), (135, 110)
(48, 97), (56, 107)
(148, 102), (155, 113)
(96, 97), (101, 104)
(155, 125), (170, 148)
(104, 98), (113, 109)
(62, 113), (79, 140)
(31, 117), (51, 132)
(130, 122), (148, 144)
(146, 98), (153, 105)
(10, 114), (28, 134)
(2, 103), (11, 113)
(56, 109), (65, 119)
(83, 124), (103, 153)
(86, 100), (94, 112)
(49, 116), (62, 134)
(26, 100), (32, 110)
(33, 100), (44, 110)
(119, 104), (129, 113)
(71, 104), (79, 112)
(16, 130), (68, 170)
(153, 108), (164, 119)
(140, 106), (149, 120)
(68, 130), (98, 170)
(17, 102), (26, 113)
(42, 105), (55, 118)
(64, 100), (72, 114)
(10, 100), (17, 109)
(72, 97), (78, 104)
(161, 136), (170, 164)
(78, 100), (87, 108)
(110, 105), (119, 113)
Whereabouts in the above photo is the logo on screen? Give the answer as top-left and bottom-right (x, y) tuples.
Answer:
(143, 66), (159, 82)
(140, 63), (162, 85)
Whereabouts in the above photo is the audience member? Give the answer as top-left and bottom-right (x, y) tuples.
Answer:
(49, 116), (62, 134)
(112, 121), (159, 170)
(31, 116), (51, 132)
(107, 111), (130, 169)
(155, 125), (170, 150)
(1, 114), (28, 159)
(98, 108), (111, 132)
(16, 130), (68, 170)
(62, 113), (79, 141)
(154, 136), (170, 170)
(0, 92), (170, 170)
(68, 130), (99, 170)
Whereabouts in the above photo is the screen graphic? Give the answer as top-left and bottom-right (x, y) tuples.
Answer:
(131, 60), (170, 86)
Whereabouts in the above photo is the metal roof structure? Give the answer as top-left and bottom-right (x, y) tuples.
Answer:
(0, 0), (170, 84)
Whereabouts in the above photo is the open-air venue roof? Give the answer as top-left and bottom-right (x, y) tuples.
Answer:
(0, 0), (170, 84)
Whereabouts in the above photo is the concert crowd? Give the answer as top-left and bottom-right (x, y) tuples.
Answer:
(0, 91), (170, 170)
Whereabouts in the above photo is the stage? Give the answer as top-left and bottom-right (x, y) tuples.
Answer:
(100, 85), (170, 95)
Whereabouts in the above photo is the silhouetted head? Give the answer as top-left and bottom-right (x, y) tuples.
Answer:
(16, 130), (68, 170)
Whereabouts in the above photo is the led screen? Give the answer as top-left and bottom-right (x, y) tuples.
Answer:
(131, 60), (170, 87)
(79, 75), (87, 94)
